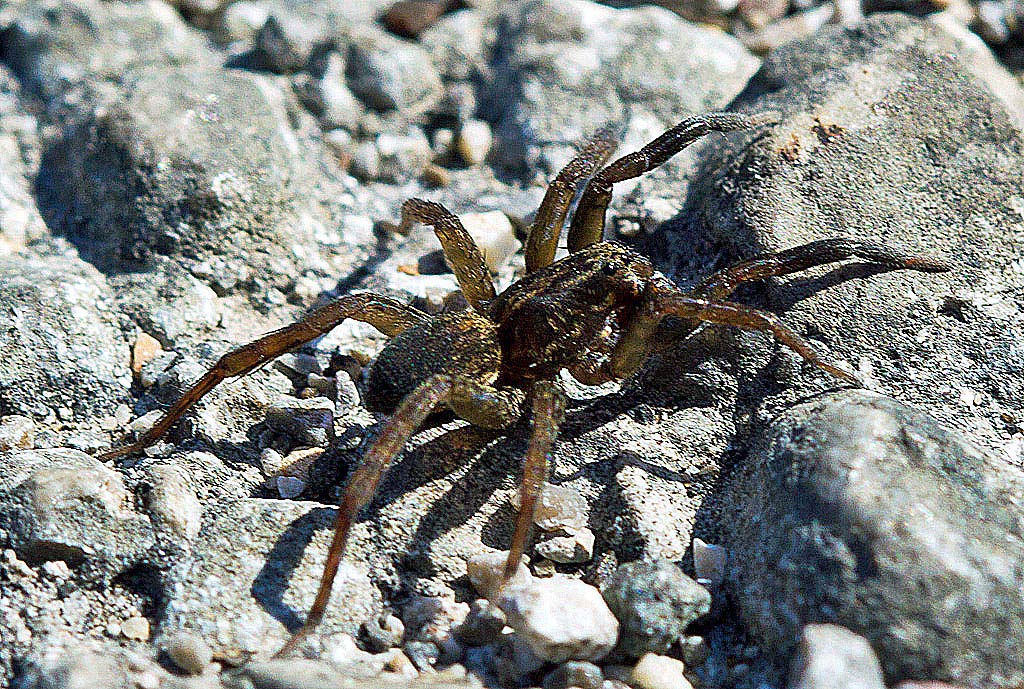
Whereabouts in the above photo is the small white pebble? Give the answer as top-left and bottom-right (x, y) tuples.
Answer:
(516, 482), (589, 533)
(692, 538), (727, 588)
(121, 616), (150, 641)
(383, 650), (418, 678)
(630, 653), (693, 689)
(165, 631), (214, 675)
(458, 211), (520, 272)
(41, 560), (71, 580)
(455, 119), (493, 166)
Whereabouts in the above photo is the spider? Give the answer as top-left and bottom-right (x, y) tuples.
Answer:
(100, 110), (950, 656)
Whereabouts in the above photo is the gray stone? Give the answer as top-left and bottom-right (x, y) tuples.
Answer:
(656, 13), (1024, 453)
(498, 575), (619, 663)
(164, 631), (214, 675)
(0, 0), (207, 106)
(542, 660), (603, 689)
(0, 257), (130, 420)
(723, 391), (1024, 686)
(143, 462), (203, 543)
(789, 624), (886, 689)
(481, 0), (759, 175)
(345, 28), (444, 114)
(38, 66), (315, 293)
(601, 559), (711, 658)
(266, 396), (336, 448)
(0, 449), (156, 584)
(158, 498), (382, 655)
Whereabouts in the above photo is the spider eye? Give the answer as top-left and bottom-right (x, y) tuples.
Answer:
(601, 262), (617, 276)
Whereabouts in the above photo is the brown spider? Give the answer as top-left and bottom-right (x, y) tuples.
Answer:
(100, 111), (950, 655)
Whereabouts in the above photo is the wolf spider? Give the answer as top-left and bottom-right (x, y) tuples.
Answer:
(101, 111), (950, 655)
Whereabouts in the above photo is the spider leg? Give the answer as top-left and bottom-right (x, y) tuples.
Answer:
(390, 198), (497, 312)
(276, 373), (525, 657)
(503, 380), (567, 581)
(693, 238), (951, 302)
(567, 111), (780, 253)
(612, 283), (859, 384)
(99, 294), (427, 460)
(525, 127), (618, 273)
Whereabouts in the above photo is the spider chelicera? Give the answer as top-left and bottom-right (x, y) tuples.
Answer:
(101, 111), (949, 655)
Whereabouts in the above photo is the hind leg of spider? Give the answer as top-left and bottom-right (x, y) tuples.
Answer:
(692, 238), (951, 302)
(525, 128), (618, 273)
(98, 294), (428, 461)
(275, 373), (525, 657)
(567, 111), (780, 253)
(388, 198), (496, 312)
(502, 380), (567, 582)
(612, 283), (860, 384)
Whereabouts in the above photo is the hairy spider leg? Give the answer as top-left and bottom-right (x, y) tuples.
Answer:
(567, 111), (781, 253)
(525, 128), (618, 273)
(392, 198), (496, 312)
(503, 381), (567, 581)
(275, 373), (525, 657)
(692, 237), (951, 302)
(98, 294), (427, 460)
(611, 281), (860, 384)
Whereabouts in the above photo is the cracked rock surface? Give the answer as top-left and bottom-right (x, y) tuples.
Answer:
(0, 0), (1021, 688)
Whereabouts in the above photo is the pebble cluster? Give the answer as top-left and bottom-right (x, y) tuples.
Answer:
(0, 0), (1021, 687)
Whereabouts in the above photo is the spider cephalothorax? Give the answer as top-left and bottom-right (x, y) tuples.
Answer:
(101, 111), (950, 655)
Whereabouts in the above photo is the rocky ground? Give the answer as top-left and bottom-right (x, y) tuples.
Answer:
(0, 0), (1022, 687)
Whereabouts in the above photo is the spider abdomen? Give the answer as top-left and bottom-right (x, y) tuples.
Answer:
(363, 310), (502, 414)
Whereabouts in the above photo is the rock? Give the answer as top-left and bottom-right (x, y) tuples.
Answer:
(629, 653), (693, 689)
(456, 211), (519, 273)
(542, 660), (603, 689)
(0, 257), (130, 420)
(455, 599), (506, 647)
(16, 650), (128, 689)
(691, 537), (726, 588)
(36, 63), (343, 301)
(143, 462), (203, 542)
(454, 120), (493, 166)
(120, 616), (151, 641)
(789, 624), (886, 689)
(601, 560), (711, 658)
(481, 0), (759, 175)
(345, 28), (444, 114)
(467, 550), (532, 600)
(164, 631), (214, 675)
(723, 391), (1024, 686)
(266, 396), (336, 448)
(534, 528), (596, 563)
(0, 415), (36, 452)
(360, 613), (405, 652)
(313, 52), (364, 131)
(657, 13), (1024, 453)
(527, 482), (590, 533)
(158, 498), (382, 655)
(0, 449), (156, 584)
(1, 0), (206, 105)
(498, 575), (619, 663)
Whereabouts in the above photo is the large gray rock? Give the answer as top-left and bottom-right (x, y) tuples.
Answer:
(480, 0), (760, 176)
(0, 449), (156, 584)
(653, 14), (1024, 450)
(722, 391), (1024, 686)
(38, 67), (308, 284)
(0, 257), (130, 420)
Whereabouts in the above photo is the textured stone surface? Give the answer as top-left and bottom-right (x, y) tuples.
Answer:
(789, 624), (886, 689)
(0, 257), (130, 420)
(158, 498), (382, 654)
(601, 559), (711, 658)
(722, 391), (1024, 686)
